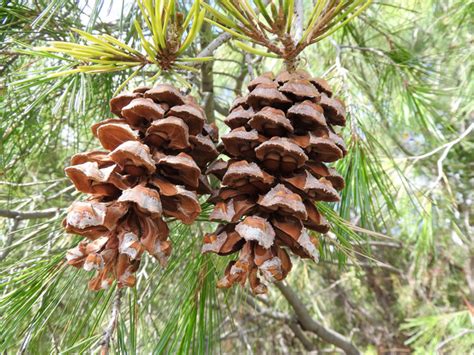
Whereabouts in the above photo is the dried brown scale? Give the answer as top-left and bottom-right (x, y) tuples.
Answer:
(63, 84), (217, 291)
(204, 70), (347, 294)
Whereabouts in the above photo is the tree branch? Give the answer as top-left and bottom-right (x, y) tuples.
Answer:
(288, 322), (316, 351)
(244, 53), (255, 80)
(196, 0), (270, 59)
(0, 218), (20, 262)
(245, 293), (315, 351)
(275, 281), (360, 355)
(294, 0), (304, 44)
(322, 260), (403, 275)
(213, 71), (240, 80)
(200, 22), (216, 122)
(99, 287), (122, 355)
(0, 178), (67, 187)
(215, 102), (229, 116)
(245, 294), (291, 321)
(197, 33), (232, 58)
(0, 208), (61, 219)
(407, 122), (473, 162)
(233, 54), (249, 96)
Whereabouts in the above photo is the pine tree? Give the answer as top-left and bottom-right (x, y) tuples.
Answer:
(0, 1), (472, 354)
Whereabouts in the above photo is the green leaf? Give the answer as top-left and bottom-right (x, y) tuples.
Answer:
(72, 29), (135, 59)
(254, 0), (272, 24)
(203, 18), (251, 41)
(219, 0), (251, 27)
(201, 2), (238, 28)
(113, 64), (146, 96)
(300, 0), (329, 43)
(285, 0), (295, 33)
(233, 40), (279, 57)
(178, 8), (206, 54)
(177, 56), (214, 62)
(315, 0), (373, 43)
(133, 19), (158, 64)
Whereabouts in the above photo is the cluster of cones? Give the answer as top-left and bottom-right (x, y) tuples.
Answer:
(63, 84), (218, 290)
(63, 70), (347, 293)
(203, 70), (347, 293)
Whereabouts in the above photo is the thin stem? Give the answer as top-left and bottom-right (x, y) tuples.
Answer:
(284, 56), (298, 72)
(294, 0), (304, 44)
(99, 287), (123, 355)
(0, 208), (61, 219)
(197, 33), (232, 58)
(0, 218), (20, 262)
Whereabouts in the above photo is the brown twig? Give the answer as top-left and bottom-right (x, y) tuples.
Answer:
(0, 178), (68, 187)
(99, 287), (123, 355)
(288, 322), (316, 351)
(199, 21), (217, 122)
(0, 208), (62, 219)
(245, 293), (315, 351)
(275, 281), (361, 355)
(197, 33), (232, 59)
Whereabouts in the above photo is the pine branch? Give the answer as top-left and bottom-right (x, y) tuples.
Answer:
(409, 122), (474, 190)
(408, 123), (473, 162)
(244, 53), (254, 80)
(287, 322), (316, 351)
(293, 0), (304, 44)
(322, 260), (403, 275)
(275, 281), (361, 355)
(200, 22), (216, 122)
(197, 33), (232, 58)
(99, 287), (122, 355)
(0, 218), (20, 262)
(0, 208), (62, 219)
(0, 178), (67, 187)
(244, 293), (315, 351)
(196, 0), (271, 60)
(245, 294), (291, 321)
(214, 102), (229, 116)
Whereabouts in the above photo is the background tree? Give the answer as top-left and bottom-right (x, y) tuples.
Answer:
(1, 0), (473, 354)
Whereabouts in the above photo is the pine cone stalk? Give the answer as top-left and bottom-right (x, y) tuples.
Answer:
(204, 70), (347, 294)
(64, 84), (218, 291)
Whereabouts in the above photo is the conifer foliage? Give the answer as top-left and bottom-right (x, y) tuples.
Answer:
(2, 0), (472, 353)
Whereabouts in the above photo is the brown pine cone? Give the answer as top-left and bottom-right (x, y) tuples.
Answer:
(204, 70), (346, 294)
(64, 84), (218, 291)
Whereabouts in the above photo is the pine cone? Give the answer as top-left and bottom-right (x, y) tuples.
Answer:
(64, 84), (218, 291)
(204, 70), (346, 294)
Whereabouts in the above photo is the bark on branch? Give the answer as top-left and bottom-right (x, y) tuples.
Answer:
(288, 322), (316, 351)
(294, 0), (304, 44)
(197, 33), (232, 59)
(196, 0), (270, 59)
(99, 287), (122, 355)
(245, 294), (315, 351)
(200, 22), (216, 122)
(275, 281), (360, 355)
(0, 208), (61, 219)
